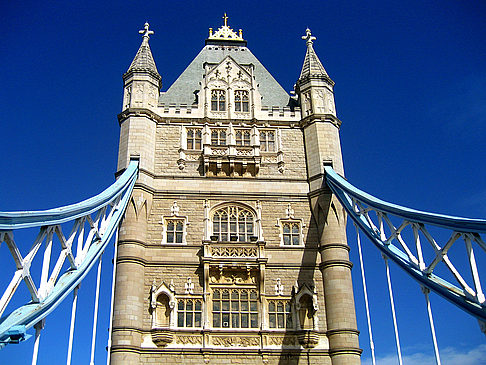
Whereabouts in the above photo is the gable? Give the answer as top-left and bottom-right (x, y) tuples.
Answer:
(159, 46), (290, 108)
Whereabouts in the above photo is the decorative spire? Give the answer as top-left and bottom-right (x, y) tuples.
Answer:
(139, 22), (154, 41)
(298, 28), (329, 80)
(207, 13), (245, 42)
(302, 28), (316, 45)
(126, 22), (160, 76)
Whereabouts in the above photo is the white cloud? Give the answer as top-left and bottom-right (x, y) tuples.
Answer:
(362, 344), (486, 365)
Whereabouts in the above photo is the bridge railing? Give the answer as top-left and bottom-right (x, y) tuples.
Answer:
(0, 159), (138, 352)
(325, 166), (486, 324)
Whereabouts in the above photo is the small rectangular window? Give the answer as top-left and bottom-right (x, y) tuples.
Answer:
(260, 130), (275, 152)
(177, 299), (202, 328)
(282, 222), (301, 246)
(268, 300), (293, 329)
(187, 128), (202, 150)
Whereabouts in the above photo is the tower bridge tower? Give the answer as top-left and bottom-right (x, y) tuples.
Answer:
(111, 17), (360, 365)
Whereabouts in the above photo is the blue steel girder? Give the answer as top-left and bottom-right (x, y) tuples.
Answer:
(324, 166), (486, 323)
(0, 160), (138, 346)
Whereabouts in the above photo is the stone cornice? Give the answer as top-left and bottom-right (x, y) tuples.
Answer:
(299, 114), (341, 129)
(117, 107), (303, 127)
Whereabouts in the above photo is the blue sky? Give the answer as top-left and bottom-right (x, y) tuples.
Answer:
(1, 1), (485, 364)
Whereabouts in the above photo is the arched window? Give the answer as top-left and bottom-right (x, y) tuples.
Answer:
(283, 222), (300, 245)
(234, 90), (249, 112)
(167, 220), (184, 244)
(212, 205), (255, 242)
(260, 130), (275, 152)
(236, 130), (251, 146)
(187, 128), (202, 150)
(211, 89), (226, 111)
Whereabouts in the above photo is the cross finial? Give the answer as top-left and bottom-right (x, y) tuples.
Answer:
(139, 22), (154, 40)
(223, 13), (228, 27)
(302, 28), (316, 45)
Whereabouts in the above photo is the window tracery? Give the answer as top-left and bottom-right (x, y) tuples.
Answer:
(234, 90), (249, 112)
(211, 89), (226, 111)
(282, 222), (301, 246)
(259, 130), (275, 152)
(235, 129), (251, 146)
(187, 128), (202, 150)
(212, 205), (255, 242)
(211, 129), (227, 145)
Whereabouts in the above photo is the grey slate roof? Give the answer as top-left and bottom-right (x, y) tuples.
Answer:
(159, 45), (290, 108)
(127, 38), (160, 75)
(299, 43), (329, 79)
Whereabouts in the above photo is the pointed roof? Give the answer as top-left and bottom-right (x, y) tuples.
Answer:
(126, 23), (160, 77)
(299, 28), (329, 80)
(159, 45), (289, 107)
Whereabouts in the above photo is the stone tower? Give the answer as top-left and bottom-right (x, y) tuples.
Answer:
(111, 17), (360, 365)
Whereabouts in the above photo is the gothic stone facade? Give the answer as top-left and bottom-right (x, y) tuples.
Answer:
(111, 21), (361, 365)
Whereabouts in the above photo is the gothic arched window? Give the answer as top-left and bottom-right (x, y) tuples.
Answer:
(236, 130), (251, 146)
(187, 128), (202, 150)
(211, 89), (226, 111)
(234, 90), (249, 112)
(212, 205), (255, 242)
(260, 130), (275, 152)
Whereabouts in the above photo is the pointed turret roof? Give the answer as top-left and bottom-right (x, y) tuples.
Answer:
(299, 28), (329, 80)
(126, 23), (160, 76)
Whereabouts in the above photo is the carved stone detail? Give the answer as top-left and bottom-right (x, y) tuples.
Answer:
(210, 246), (258, 258)
(268, 335), (298, 346)
(297, 330), (319, 348)
(151, 329), (174, 347)
(212, 335), (259, 347)
(176, 335), (203, 345)
(209, 267), (257, 284)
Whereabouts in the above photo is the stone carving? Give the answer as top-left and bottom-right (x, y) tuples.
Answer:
(171, 201), (180, 216)
(275, 278), (284, 296)
(184, 277), (194, 294)
(262, 156), (277, 163)
(151, 329), (174, 347)
(212, 336), (259, 347)
(211, 147), (228, 156)
(286, 203), (295, 219)
(209, 267), (257, 284)
(268, 335), (298, 346)
(176, 335), (202, 345)
(236, 147), (253, 156)
(211, 246), (258, 258)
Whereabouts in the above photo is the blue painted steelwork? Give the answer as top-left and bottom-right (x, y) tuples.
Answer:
(0, 160), (138, 346)
(325, 166), (486, 323)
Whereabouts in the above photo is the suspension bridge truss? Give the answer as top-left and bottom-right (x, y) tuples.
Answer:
(0, 160), (138, 348)
(325, 166), (486, 328)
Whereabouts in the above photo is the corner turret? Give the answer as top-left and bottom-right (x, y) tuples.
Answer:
(296, 29), (336, 119)
(297, 29), (361, 365)
(122, 23), (161, 110)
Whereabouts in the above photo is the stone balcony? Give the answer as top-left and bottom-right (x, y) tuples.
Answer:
(203, 145), (261, 177)
(201, 239), (266, 266)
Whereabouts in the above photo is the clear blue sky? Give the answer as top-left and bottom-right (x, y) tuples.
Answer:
(1, 1), (485, 364)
